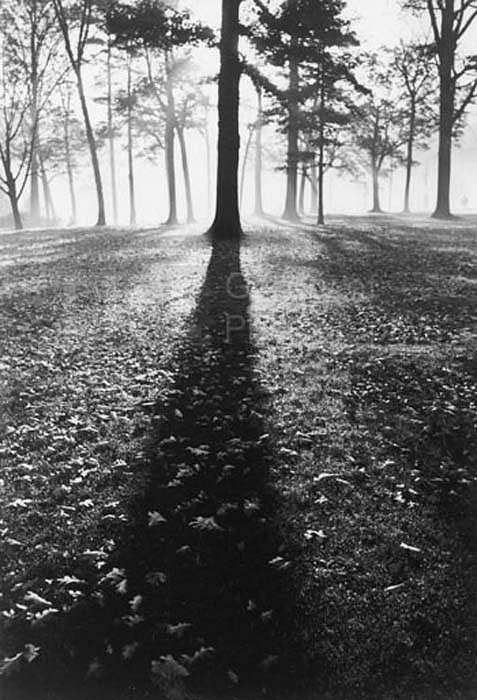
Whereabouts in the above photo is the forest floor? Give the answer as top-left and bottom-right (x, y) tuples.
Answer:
(0, 215), (477, 700)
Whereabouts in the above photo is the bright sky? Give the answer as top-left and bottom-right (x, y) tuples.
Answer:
(188, 0), (422, 47)
(345, 0), (419, 46)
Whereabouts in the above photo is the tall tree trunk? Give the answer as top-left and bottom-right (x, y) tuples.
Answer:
(403, 98), (416, 213)
(317, 145), (325, 225)
(165, 52), (178, 225)
(127, 55), (136, 226)
(39, 153), (50, 220)
(76, 66), (106, 226)
(433, 1), (454, 219)
(298, 166), (306, 215)
(164, 123), (177, 225)
(423, 162), (430, 211)
(310, 163), (318, 214)
(388, 166), (394, 210)
(11, 198), (23, 230)
(39, 153), (56, 221)
(30, 101), (40, 225)
(29, 17), (40, 226)
(204, 120), (212, 217)
(30, 143), (40, 224)
(177, 127), (195, 223)
(317, 73), (326, 225)
(7, 177), (22, 230)
(283, 53), (299, 221)
(254, 86), (264, 217)
(239, 126), (254, 210)
(209, 0), (242, 239)
(107, 39), (118, 224)
(63, 109), (77, 224)
(371, 162), (382, 213)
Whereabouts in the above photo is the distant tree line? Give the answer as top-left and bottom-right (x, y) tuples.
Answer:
(0, 0), (476, 233)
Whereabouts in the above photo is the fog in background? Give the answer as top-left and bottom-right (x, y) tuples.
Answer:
(1, 0), (477, 228)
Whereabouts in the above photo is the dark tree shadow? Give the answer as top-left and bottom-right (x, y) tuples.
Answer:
(111, 240), (285, 691)
(3, 240), (291, 700)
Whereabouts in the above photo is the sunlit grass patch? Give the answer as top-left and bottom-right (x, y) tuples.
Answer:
(1, 218), (477, 700)
(243, 219), (477, 699)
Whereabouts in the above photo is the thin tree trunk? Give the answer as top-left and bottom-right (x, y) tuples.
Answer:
(317, 145), (325, 224)
(283, 53), (299, 221)
(388, 166), (394, 210)
(39, 153), (56, 221)
(403, 98), (416, 213)
(127, 55), (136, 226)
(254, 86), (264, 216)
(76, 66), (106, 226)
(209, 0), (242, 239)
(66, 159), (77, 225)
(371, 162), (382, 213)
(204, 121), (212, 217)
(63, 110), (77, 224)
(317, 72), (326, 225)
(423, 162), (430, 211)
(310, 163), (318, 214)
(30, 145), (40, 224)
(239, 126), (254, 210)
(29, 16), (40, 226)
(30, 107), (40, 224)
(9, 197), (23, 230)
(40, 157), (50, 219)
(298, 166), (306, 215)
(7, 179), (22, 230)
(433, 0), (454, 219)
(164, 52), (178, 225)
(164, 123), (177, 225)
(107, 39), (118, 224)
(177, 127), (195, 223)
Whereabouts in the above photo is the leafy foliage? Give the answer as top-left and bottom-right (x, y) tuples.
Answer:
(107, 0), (214, 52)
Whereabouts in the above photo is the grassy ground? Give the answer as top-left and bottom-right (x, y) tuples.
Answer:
(1, 216), (477, 699)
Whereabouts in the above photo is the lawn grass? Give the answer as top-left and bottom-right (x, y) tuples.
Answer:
(1, 216), (477, 699)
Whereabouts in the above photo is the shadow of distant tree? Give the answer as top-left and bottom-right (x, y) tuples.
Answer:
(3, 241), (290, 700)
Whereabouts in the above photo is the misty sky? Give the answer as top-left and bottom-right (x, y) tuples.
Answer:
(191, 0), (416, 45)
(6, 0), (475, 227)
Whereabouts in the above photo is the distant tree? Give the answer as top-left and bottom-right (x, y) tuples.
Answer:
(106, 34), (118, 223)
(100, 1), (121, 225)
(107, 0), (212, 225)
(393, 41), (439, 213)
(172, 69), (212, 225)
(83, 0), (123, 224)
(39, 84), (87, 224)
(404, 0), (477, 218)
(126, 52), (136, 225)
(139, 49), (196, 224)
(52, 0), (106, 225)
(197, 94), (213, 218)
(59, 86), (86, 224)
(249, 0), (357, 222)
(0, 10), (37, 229)
(301, 49), (363, 225)
(239, 121), (256, 211)
(20, 0), (61, 225)
(254, 86), (264, 217)
(114, 50), (141, 225)
(238, 64), (279, 218)
(314, 99), (355, 225)
(351, 55), (407, 213)
(105, 46), (141, 225)
(0, 0), (64, 227)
